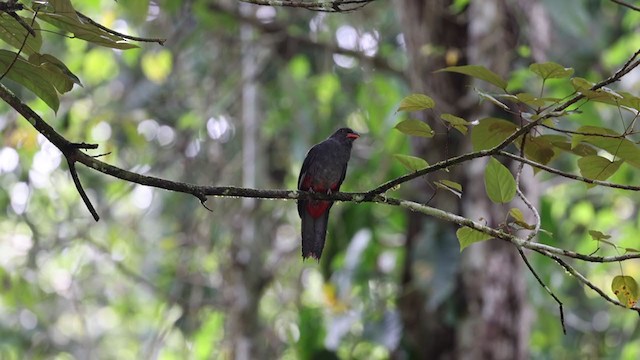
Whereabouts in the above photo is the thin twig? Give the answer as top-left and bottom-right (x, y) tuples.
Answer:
(0, 9), (38, 82)
(75, 11), (166, 45)
(536, 247), (640, 315)
(514, 134), (541, 241)
(67, 159), (99, 221)
(237, 0), (375, 12)
(368, 49), (640, 195)
(540, 123), (634, 138)
(517, 246), (566, 334)
(498, 151), (640, 191)
(611, 0), (640, 12)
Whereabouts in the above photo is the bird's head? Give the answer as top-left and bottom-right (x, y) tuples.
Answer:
(330, 127), (360, 146)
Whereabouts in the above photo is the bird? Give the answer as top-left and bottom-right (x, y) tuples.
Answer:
(297, 127), (359, 260)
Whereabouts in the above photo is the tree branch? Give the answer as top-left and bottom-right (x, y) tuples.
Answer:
(610, 0), (640, 12)
(517, 246), (566, 334)
(538, 248), (640, 314)
(368, 48), (640, 195)
(236, 0), (376, 12)
(208, 1), (400, 75)
(498, 151), (640, 191)
(75, 11), (166, 45)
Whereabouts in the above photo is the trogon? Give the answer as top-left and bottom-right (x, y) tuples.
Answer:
(297, 128), (359, 260)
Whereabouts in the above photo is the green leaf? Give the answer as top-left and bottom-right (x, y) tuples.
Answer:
(544, 135), (597, 157)
(508, 208), (534, 230)
(457, 226), (493, 251)
(484, 157), (516, 204)
(571, 77), (622, 102)
(471, 117), (518, 151)
(437, 65), (508, 90)
(519, 135), (557, 169)
(577, 155), (623, 188)
(141, 50), (173, 84)
(588, 230), (612, 241)
(397, 93), (435, 112)
(529, 62), (574, 80)
(611, 275), (639, 308)
(28, 53), (81, 92)
(393, 154), (428, 171)
(0, 13), (43, 55)
(440, 113), (469, 135)
(37, 13), (138, 50)
(394, 119), (434, 137)
(515, 92), (546, 107)
(434, 179), (463, 198)
(0, 50), (59, 111)
(572, 126), (640, 169)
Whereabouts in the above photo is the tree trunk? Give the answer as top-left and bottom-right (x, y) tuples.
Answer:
(392, 0), (540, 358)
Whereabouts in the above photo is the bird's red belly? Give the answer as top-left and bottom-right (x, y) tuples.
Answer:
(306, 200), (330, 218)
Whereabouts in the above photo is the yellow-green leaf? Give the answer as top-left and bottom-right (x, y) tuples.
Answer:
(519, 135), (557, 168)
(393, 154), (428, 171)
(141, 50), (173, 84)
(437, 65), (507, 90)
(394, 119), (434, 137)
(571, 77), (620, 102)
(0, 13), (43, 55)
(588, 230), (612, 241)
(457, 226), (493, 251)
(578, 156), (623, 188)
(572, 126), (640, 169)
(440, 113), (469, 135)
(611, 275), (639, 308)
(397, 94), (435, 112)
(530, 62), (574, 80)
(484, 157), (516, 204)
(508, 208), (535, 230)
(515, 92), (546, 107)
(471, 117), (518, 151)
(0, 50), (59, 111)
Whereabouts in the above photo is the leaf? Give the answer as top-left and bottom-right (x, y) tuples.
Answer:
(440, 114), (469, 135)
(0, 13), (43, 55)
(0, 50), (59, 111)
(474, 87), (510, 110)
(484, 157), (516, 204)
(37, 13), (138, 50)
(393, 154), (428, 171)
(471, 117), (518, 151)
(572, 126), (640, 169)
(434, 179), (463, 198)
(611, 275), (639, 308)
(436, 65), (508, 90)
(571, 77), (621, 102)
(457, 226), (493, 251)
(509, 208), (534, 230)
(28, 53), (81, 92)
(397, 94), (435, 112)
(519, 135), (557, 167)
(577, 156), (623, 188)
(529, 62), (574, 80)
(544, 135), (597, 157)
(394, 119), (434, 137)
(515, 92), (546, 108)
(588, 230), (612, 241)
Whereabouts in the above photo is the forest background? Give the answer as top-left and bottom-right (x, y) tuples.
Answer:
(0, 0), (639, 359)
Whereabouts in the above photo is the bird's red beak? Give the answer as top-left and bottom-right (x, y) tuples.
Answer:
(347, 132), (360, 139)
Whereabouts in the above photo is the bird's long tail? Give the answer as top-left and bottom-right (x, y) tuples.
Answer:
(301, 205), (330, 260)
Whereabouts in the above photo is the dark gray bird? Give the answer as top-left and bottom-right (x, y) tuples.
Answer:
(298, 128), (359, 260)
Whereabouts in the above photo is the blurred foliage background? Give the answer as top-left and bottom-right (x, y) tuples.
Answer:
(0, 0), (639, 359)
